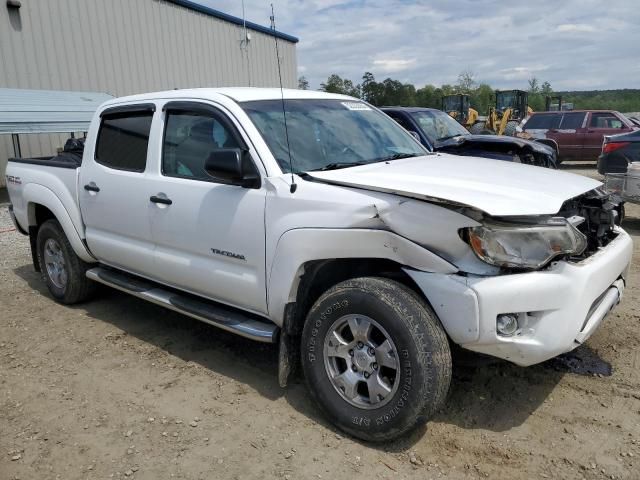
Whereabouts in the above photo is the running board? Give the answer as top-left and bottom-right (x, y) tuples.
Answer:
(86, 267), (278, 343)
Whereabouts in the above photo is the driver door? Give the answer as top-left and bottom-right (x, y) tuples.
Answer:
(148, 101), (268, 314)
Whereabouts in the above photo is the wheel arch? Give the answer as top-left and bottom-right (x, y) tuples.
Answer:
(267, 228), (457, 330)
(282, 258), (424, 337)
(24, 184), (94, 264)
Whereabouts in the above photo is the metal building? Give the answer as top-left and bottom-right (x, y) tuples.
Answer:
(0, 0), (298, 186)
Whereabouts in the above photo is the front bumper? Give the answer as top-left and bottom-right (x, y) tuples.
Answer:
(407, 227), (633, 366)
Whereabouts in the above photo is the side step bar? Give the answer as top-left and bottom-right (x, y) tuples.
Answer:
(86, 267), (278, 343)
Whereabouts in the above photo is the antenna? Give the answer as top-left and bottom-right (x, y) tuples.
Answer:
(270, 3), (297, 194)
(240, 0), (251, 87)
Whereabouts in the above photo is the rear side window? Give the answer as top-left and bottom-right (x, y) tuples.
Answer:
(524, 114), (561, 130)
(387, 113), (414, 132)
(95, 111), (153, 171)
(559, 112), (586, 129)
(590, 113), (622, 129)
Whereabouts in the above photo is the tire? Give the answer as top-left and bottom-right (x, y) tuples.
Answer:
(301, 277), (452, 442)
(468, 121), (486, 134)
(36, 219), (96, 304)
(504, 121), (518, 136)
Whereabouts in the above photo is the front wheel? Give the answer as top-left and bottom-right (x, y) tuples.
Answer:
(301, 277), (452, 442)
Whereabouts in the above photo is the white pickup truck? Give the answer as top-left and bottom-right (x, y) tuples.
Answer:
(6, 88), (633, 441)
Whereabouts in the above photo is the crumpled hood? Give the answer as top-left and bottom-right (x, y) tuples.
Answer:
(307, 154), (601, 216)
(436, 134), (554, 155)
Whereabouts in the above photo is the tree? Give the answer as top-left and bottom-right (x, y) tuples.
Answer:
(320, 74), (361, 97)
(527, 77), (540, 94)
(470, 83), (494, 113)
(361, 72), (380, 104)
(456, 70), (476, 94)
(298, 76), (309, 90)
(541, 81), (553, 96)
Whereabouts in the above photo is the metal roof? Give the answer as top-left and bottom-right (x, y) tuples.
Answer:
(165, 0), (299, 43)
(0, 88), (113, 135)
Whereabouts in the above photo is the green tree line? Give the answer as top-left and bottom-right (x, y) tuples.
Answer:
(298, 72), (640, 113)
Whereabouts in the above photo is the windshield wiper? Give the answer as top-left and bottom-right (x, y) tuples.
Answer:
(370, 152), (419, 163)
(310, 161), (368, 171)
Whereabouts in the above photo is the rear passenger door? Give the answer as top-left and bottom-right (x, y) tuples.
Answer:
(584, 112), (625, 159)
(556, 112), (586, 158)
(79, 104), (158, 277)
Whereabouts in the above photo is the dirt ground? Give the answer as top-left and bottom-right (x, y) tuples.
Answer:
(1, 163), (639, 480)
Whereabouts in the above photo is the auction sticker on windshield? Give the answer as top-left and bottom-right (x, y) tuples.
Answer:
(341, 102), (372, 111)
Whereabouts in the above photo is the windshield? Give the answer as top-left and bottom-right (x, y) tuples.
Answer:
(410, 110), (469, 143)
(241, 99), (427, 173)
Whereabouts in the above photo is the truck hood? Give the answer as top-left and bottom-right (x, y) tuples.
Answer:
(307, 154), (601, 216)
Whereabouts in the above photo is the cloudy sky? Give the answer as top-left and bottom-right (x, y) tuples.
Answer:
(200, 0), (639, 91)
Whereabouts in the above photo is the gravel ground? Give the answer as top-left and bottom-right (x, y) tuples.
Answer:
(1, 163), (639, 480)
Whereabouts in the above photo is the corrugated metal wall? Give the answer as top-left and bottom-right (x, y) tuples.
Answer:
(0, 0), (298, 185)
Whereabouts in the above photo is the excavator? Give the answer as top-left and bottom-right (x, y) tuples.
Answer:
(468, 89), (532, 136)
(442, 94), (479, 128)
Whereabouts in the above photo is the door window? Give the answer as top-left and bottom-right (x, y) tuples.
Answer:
(95, 111), (153, 171)
(559, 112), (586, 129)
(523, 113), (561, 130)
(590, 113), (622, 129)
(388, 113), (414, 131)
(163, 111), (241, 181)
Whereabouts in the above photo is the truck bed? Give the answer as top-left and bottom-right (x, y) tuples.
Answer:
(6, 157), (83, 243)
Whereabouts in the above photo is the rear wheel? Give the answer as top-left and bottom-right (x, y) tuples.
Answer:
(301, 277), (451, 442)
(504, 120), (519, 136)
(469, 121), (486, 134)
(36, 219), (96, 304)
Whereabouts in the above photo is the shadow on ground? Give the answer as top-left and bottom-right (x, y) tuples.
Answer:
(13, 263), (612, 450)
(622, 216), (640, 235)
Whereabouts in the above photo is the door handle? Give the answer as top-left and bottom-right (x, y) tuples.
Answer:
(84, 183), (100, 192)
(150, 195), (172, 205)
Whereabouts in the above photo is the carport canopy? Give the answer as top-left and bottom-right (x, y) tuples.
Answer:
(0, 88), (113, 135)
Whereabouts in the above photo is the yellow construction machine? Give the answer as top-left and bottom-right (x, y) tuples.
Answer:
(469, 90), (532, 136)
(442, 94), (479, 128)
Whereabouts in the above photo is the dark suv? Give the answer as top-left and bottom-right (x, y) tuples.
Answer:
(382, 107), (556, 168)
(521, 110), (637, 162)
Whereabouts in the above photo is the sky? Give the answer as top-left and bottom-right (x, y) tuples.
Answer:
(200, 0), (640, 91)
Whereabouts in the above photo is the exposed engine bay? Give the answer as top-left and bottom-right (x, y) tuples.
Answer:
(558, 188), (623, 258)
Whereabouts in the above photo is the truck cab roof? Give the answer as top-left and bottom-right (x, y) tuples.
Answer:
(99, 87), (356, 108)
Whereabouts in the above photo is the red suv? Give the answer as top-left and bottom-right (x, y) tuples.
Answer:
(521, 110), (637, 162)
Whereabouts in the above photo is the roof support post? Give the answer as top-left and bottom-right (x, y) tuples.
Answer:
(11, 133), (21, 158)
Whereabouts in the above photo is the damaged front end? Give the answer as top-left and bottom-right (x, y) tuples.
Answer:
(461, 188), (624, 271)
(557, 187), (623, 257)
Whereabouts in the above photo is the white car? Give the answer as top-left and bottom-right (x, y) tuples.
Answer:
(6, 88), (632, 441)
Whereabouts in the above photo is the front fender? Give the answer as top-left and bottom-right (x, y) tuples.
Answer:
(24, 183), (95, 262)
(266, 228), (457, 325)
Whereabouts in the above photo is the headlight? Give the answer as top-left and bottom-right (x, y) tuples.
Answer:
(465, 218), (587, 269)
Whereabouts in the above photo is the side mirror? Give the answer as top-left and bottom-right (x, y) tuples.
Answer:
(204, 149), (259, 188)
